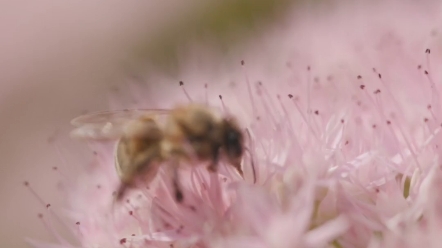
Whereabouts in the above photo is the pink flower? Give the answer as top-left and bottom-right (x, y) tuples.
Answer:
(25, 1), (442, 248)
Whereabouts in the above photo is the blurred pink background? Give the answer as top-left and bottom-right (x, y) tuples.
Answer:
(0, 0), (219, 247)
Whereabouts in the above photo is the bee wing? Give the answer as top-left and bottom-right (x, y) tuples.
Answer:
(71, 108), (170, 127)
(70, 108), (170, 140)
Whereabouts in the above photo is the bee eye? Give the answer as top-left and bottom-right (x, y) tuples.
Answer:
(225, 130), (242, 157)
(227, 131), (238, 142)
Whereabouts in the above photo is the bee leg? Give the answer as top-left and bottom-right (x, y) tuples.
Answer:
(207, 145), (221, 173)
(167, 147), (189, 203)
(114, 182), (133, 202)
(172, 166), (183, 203)
(115, 184), (126, 200)
(169, 157), (184, 203)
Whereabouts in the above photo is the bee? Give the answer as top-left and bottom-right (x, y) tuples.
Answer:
(70, 104), (245, 203)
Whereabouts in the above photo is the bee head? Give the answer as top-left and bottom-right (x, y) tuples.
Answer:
(221, 118), (244, 161)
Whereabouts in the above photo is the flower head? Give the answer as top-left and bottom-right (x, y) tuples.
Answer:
(25, 1), (442, 248)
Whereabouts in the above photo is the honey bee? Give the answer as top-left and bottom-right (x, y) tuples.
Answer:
(70, 104), (245, 203)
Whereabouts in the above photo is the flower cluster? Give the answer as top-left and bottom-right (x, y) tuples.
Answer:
(26, 1), (442, 248)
